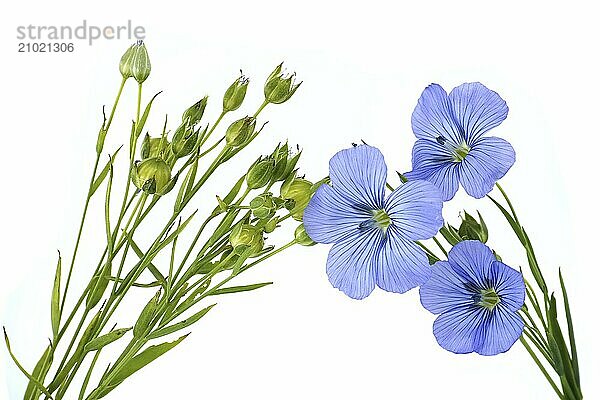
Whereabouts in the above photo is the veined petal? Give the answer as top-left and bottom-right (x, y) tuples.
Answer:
(304, 183), (371, 244)
(475, 306), (524, 356)
(328, 145), (387, 210)
(374, 226), (431, 294)
(432, 305), (487, 354)
(490, 261), (526, 312)
(448, 240), (496, 289)
(385, 180), (443, 241)
(404, 139), (460, 201)
(448, 82), (508, 143)
(326, 227), (382, 300)
(459, 136), (516, 199)
(420, 261), (474, 314)
(412, 84), (464, 144)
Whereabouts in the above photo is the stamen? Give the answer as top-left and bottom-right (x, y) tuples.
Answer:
(453, 142), (471, 162)
(372, 209), (391, 229)
(476, 288), (500, 310)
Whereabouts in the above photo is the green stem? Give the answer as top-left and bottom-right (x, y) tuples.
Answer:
(520, 337), (564, 399)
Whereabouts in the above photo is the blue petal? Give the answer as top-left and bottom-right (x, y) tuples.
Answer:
(475, 306), (524, 356)
(385, 180), (443, 240)
(448, 82), (509, 144)
(420, 261), (474, 314)
(432, 305), (487, 354)
(373, 225), (431, 294)
(448, 240), (497, 289)
(328, 145), (387, 210)
(458, 136), (516, 199)
(326, 227), (383, 299)
(304, 183), (371, 244)
(490, 261), (526, 312)
(411, 84), (464, 145)
(405, 139), (460, 201)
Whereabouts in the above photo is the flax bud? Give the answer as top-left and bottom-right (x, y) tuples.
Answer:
(120, 41), (151, 83)
(223, 74), (249, 112)
(229, 224), (264, 257)
(264, 63), (302, 104)
(246, 156), (276, 189)
(183, 96), (208, 126)
(280, 174), (314, 221)
(141, 134), (169, 159)
(171, 123), (199, 159)
(458, 211), (488, 243)
(295, 224), (315, 246)
(131, 158), (172, 195)
(225, 116), (256, 147)
(250, 193), (277, 220)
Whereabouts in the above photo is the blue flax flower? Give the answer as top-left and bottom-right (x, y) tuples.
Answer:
(405, 82), (515, 201)
(420, 240), (525, 355)
(303, 145), (443, 299)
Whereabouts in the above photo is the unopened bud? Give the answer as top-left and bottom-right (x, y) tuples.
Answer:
(264, 63), (302, 104)
(183, 96), (208, 126)
(171, 123), (199, 158)
(141, 134), (169, 159)
(280, 175), (313, 221)
(246, 156), (275, 189)
(458, 211), (488, 243)
(229, 224), (264, 257)
(120, 41), (151, 84)
(223, 74), (249, 112)
(295, 224), (315, 246)
(250, 193), (277, 220)
(131, 158), (172, 195)
(225, 116), (256, 147)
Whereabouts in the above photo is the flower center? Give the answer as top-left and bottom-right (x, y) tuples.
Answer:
(475, 288), (500, 310)
(372, 209), (391, 229)
(453, 142), (471, 162)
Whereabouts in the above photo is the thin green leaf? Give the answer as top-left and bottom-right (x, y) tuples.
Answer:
(209, 282), (272, 296)
(149, 304), (216, 339)
(84, 328), (132, 352)
(559, 269), (579, 386)
(151, 210), (197, 257)
(99, 334), (188, 398)
(24, 344), (53, 400)
(90, 146), (122, 197)
(134, 290), (161, 338)
(126, 234), (167, 289)
(51, 252), (61, 339)
(135, 91), (162, 138)
(3, 328), (53, 399)
(211, 175), (246, 215)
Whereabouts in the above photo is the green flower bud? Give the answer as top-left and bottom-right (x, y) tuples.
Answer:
(264, 63), (302, 104)
(269, 143), (290, 183)
(121, 40), (151, 84)
(295, 224), (315, 246)
(250, 193), (277, 220)
(458, 211), (488, 243)
(183, 96), (208, 126)
(246, 156), (276, 189)
(223, 74), (249, 112)
(280, 175), (313, 221)
(264, 217), (278, 233)
(225, 116), (256, 147)
(141, 134), (170, 159)
(131, 157), (172, 195)
(229, 224), (264, 257)
(171, 123), (199, 159)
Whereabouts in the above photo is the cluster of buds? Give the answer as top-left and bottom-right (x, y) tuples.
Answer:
(440, 210), (488, 246)
(264, 63), (302, 105)
(119, 40), (151, 84)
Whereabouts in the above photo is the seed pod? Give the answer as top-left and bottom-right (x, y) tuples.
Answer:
(280, 175), (314, 221)
(249, 193), (277, 220)
(264, 63), (302, 104)
(171, 124), (199, 159)
(229, 224), (264, 257)
(134, 290), (161, 338)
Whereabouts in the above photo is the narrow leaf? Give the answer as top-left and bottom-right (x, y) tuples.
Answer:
(24, 344), (53, 400)
(90, 146), (122, 197)
(51, 252), (61, 339)
(84, 328), (132, 352)
(135, 91), (162, 137)
(3, 328), (53, 399)
(134, 290), (162, 338)
(149, 304), (216, 339)
(209, 282), (272, 296)
(559, 269), (579, 385)
(126, 235), (167, 289)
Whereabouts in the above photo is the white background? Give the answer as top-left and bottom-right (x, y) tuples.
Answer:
(1, 1), (598, 399)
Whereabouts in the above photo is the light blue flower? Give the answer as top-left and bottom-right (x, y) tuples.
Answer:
(303, 145), (443, 299)
(405, 83), (515, 201)
(420, 240), (525, 356)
